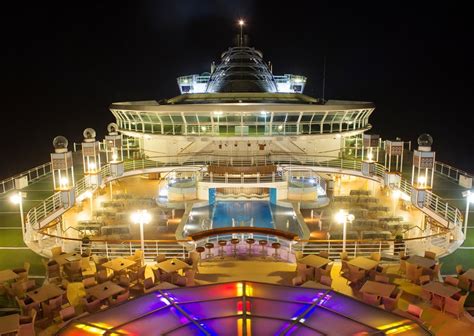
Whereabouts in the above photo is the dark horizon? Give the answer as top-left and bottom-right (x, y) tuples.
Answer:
(1, 1), (473, 178)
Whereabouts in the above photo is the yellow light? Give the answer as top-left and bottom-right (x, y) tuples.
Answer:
(245, 283), (253, 296)
(335, 210), (345, 224)
(10, 193), (21, 205)
(392, 190), (401, 199)
(88, 162), (97, 171)
(60, 177), (69, 188)
(246, 318), (252, 336)
(112, 153), (118, 161)
(367, 152), (373, 161)
(73, 323), (107, 334)
(131, 210), (152, 225)
(236, 282), (243, 296)
(417, 175), (426, 186)
(335, 210), (354, 224)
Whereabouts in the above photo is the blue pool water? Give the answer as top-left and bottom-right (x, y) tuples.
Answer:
(212, 201), (274, 229)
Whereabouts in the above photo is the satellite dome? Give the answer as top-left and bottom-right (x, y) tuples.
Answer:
(52, 136), (68, 150)
(417, 133), (433, 147)
(107, 123), (118, 134)
(83, 128), (96, 140)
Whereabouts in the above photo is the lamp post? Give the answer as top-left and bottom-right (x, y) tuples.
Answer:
(335, 210), (355, 252)
(84, 191), (93, 217)
(131, 210), (152, 261)
(238, 19), (245, 45)
(391, 189), (401, 215)
(462, 190), (474, 238)
(10, 192), (25, 234)
(417, 175), (426, 189)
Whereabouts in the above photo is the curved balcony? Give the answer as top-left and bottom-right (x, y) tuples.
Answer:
(22, 154), (464, 261)
(110, 103), (374, 137)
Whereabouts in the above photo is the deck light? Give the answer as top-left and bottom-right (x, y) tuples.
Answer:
(88, 161), (97, 172)
(59, 177), (69, 189)
(392, 189), (401, 214)
(131, 210), (152, 261)
(335, 210), (355, 252)
(10, 192), (25, 234)
(462, 190), (474, 238)
(417, 175), (426, 188)
(84, 190), (94, 216)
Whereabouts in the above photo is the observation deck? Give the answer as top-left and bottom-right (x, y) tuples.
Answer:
(110, 97), (374, 137)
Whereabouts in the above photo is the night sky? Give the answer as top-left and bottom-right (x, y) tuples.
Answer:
(1, 1), (472, 178)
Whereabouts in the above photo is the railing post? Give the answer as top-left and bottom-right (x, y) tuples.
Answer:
(378, 241), (382, 255)
(129, 242), (133, 256)
(288, 242), (292, 261)
(354, 241), (357, 258)
(105, 242), (109, 258)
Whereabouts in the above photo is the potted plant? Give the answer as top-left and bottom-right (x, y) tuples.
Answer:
(81, 236), (91, 245)
(394, 234), (405, 255)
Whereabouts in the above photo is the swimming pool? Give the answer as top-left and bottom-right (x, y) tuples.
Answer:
(212, 201), (274, 229)
(184, 200), (301, 237)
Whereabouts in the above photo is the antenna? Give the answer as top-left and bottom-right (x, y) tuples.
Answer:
(322, 55), (326, 101)
(238, 19), (245, 46)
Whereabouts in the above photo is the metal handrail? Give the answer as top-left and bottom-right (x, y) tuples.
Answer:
(434, 160), (472, 182)
(24, 156), (464, 258)
(0, 162), (52, 195)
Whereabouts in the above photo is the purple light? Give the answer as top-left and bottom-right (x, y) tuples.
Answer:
(159, 297), (171, 305)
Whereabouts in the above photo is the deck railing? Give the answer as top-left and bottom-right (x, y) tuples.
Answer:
(434, 161), (472, 183)
(25, 155), (464, 258)
(0, 162), (51, 195)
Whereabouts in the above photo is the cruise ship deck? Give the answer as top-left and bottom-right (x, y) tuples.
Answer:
(1, 30), (473, 335)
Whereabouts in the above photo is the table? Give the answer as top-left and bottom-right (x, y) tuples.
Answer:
(406, 255), (436, 269)
(422, 281), (460, 298)
(54, 252), (82, 265)
(156, 281), (178, 289)
(102, 258), (136, 272)
(0, 314), (19, 335)
(26, 284), (65, 303)
(156, 258), (189, 274)
(360, 280), (396, 297)
(0, 269), (19, 282)
(348, 257), (379, 271)
(460, 269), (474, 281)
(299, 255), (331, 269)
(86, 281), (124, 301)
(301, 280), (331, 290)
